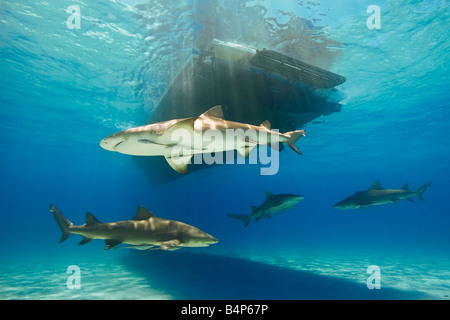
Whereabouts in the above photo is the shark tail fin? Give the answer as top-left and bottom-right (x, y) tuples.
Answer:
(417, 182), (432, 201)
(227, 214), (252, 228)
(49, 204), (73, 243)
(283, 130), (305, 155)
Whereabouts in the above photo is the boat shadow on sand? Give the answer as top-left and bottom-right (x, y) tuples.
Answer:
(121, 251), (429, 300)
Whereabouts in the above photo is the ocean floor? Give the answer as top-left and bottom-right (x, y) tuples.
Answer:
(1, 248), (449, 300)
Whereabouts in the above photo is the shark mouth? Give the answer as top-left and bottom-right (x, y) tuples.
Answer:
(113, 141), (124, 150)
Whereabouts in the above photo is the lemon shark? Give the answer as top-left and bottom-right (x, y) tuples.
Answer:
(50, 205), (218, 251)
(227, 192), (304, 227)
(100, 105), (305, 174)
(333, 181), (432, 210)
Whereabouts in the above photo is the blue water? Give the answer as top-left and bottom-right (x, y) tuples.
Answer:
(1, 0), (449, 300)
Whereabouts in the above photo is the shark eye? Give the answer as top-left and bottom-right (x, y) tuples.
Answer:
(138, 139), (152, 144)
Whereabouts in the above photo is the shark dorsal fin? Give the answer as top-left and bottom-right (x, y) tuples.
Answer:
(260, 120), (271, 130)
(265, 191), (274, 199)
(403, 183), (409, 190)
(200, 105), (224, 119)
(250, 205), (258, 212)
(369, 181), (383, 190)
(86, 212), (101, 226)
(133, 206), (155, 220)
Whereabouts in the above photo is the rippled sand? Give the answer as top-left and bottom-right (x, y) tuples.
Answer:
(1, 248), (448, 300)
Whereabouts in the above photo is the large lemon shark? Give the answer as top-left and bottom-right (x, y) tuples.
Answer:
(100, 105), (305, 174)
(332, 181), (432, 210)
(50, 205), (218, 251)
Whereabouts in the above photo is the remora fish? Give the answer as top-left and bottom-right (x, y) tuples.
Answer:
(332, 181), (432, 210)
(50, 205), (218, 251)
(100, 105), (305, 174)
(227, 192), (304, 227)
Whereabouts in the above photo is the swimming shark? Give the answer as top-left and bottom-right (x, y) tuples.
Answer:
(50, 204), (218, 251)
(227, 192), (304, 227)
(100, 105), (305, 174)
(332, 181), (432, 210)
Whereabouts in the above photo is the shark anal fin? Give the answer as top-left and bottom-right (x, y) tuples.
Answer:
(79, 236), (93, 245)
(406, 198), (414, 202)
(158, 239), (181, 251)
(164, 154), (193, 174)
(104, 239), (122, 250)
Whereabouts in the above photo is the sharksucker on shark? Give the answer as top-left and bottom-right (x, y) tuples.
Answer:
(100, 105), (305, 174)
(50, 205), (218, 251)
(333, 181), (432, 210)
(227, 192), (304, 227)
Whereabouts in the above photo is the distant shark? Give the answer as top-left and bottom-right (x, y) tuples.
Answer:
(50, 205), (218, 251)
(100, 105), (305, 174)
(227, 192), (304, 227)
(332, 181), (432, 210)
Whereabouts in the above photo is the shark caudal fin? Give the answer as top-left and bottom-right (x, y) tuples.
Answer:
(49, 204), (73, 243)
(417, 182), (432, 201)
(283, 130), (305, 155)
(227, 214), (252, 228)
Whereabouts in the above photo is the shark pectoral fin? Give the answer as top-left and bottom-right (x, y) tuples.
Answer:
(161, 117), (196, 138)
(164, 154), (193, 174)
(78, 236), (93, 245)
(158, 239), (181, 251)
(237, 145), (256, 158)
(104, 239), (123, 250)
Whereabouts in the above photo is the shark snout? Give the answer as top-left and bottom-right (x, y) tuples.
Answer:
(100, 135), (124, 151)
(210, 236), (219, 244)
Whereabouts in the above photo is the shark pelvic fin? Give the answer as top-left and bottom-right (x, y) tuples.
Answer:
(133, 206), (155, 220)
(104, 239), (122, 250)
(369, 181), (383, 190)
(164, 154), (193, 174)
(86, 212), (101, 226)
(200, 105), (224, 119)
